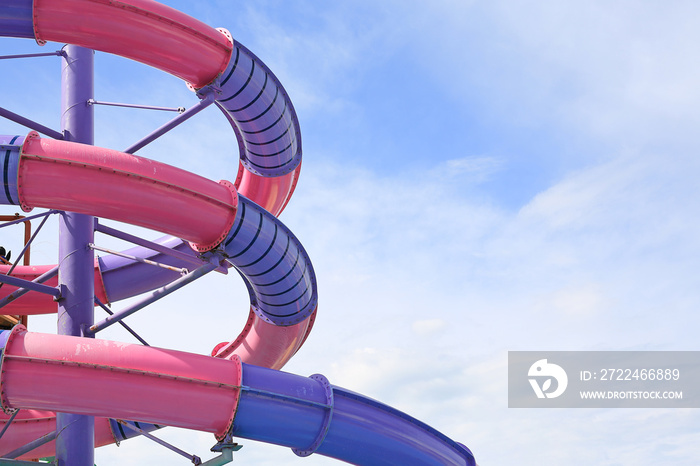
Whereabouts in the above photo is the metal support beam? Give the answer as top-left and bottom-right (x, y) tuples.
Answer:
(116, 420), (202, 465)
(0, 212), (52, 291)
(124, 91), (215, 154)
(0, 266), (58, 309)
(94, 297), (150, 346)
(0, 107), (64, 140)
(3, 431), (57, 460)
(86, 262), (217, 335)
(55, 43), (95, 466)
(88, 243), (189, 275)
(87, 99), (185, 113)
(0, 210), (58, 230)
(94, 222), (206, 268)
(0, 273), (60, 297)
(0, 409), (19, 441)
(0, 51), (64, 60)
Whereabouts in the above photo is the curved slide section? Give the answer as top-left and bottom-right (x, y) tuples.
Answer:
(0, 130), (316, 367)
(0, 0), (311, 368)
(0, 1), (476, 464)
(12, 133), (317, 328)
(0, 327), (475, 465)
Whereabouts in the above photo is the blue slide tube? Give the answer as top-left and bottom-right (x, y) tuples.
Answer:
(0, 0), (34, 39)
(96, 194), (318, 328)
(233, 363), (477, 465)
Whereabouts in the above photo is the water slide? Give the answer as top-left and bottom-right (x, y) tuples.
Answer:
(0, 1), (476, 464)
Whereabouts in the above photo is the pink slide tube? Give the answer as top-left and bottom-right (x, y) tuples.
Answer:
(0, 131), (314, 367)
(0, 326), (241, 438)
(234, 162), (302, 217)
(18, 132), (238, 251)
(0, 327), (476, 465)
(212, 307), (310, 370)
(33, 0), (232, 88)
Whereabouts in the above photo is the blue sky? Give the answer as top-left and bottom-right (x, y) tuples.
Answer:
(2, 0), (700, 464)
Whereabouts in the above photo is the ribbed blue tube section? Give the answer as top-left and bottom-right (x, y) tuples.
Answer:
(233, 364), (330, 447)
(232, 364), (476, 466)
(221, 196), (317, 326)
(98, 199), (318, 329)
(0, 135), (23, 206)
(211, 42), (302, 177)
(0, 0), (34, 39)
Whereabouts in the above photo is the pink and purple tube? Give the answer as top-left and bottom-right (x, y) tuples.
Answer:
(0, 1), (475, 464)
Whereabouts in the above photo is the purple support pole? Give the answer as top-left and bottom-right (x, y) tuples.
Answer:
(56, 44), (95, 466)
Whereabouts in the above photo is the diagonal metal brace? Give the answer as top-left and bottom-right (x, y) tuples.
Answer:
(94, 297), (150, 346)
(0, 51), (65, 60)
(89, 243), (189, 275)
(87, 99), (185, 113)
(0, 273), (60, 298)
(124, 91), (216, 154)
(85, 262), (217, 335)
(0, 211), (53, 292)
(0, 266), (59, 309)
(0, 210), (59, 230)
(0, 409), (19, 441)
(116, 420), (202, 465)
(2, 430), (57, 460)
(94, 221), (206, 268)
(0, 107), (64, 140)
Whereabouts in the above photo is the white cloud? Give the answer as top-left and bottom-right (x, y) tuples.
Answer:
(441, 156), (505, 183)
(412, 318), (446, 336)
